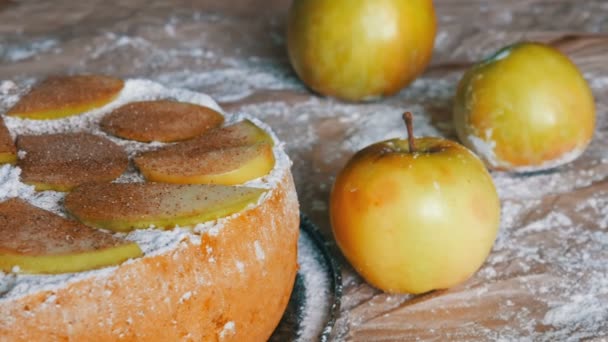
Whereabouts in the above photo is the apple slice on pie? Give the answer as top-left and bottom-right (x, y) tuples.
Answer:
(100, 100), (224, 142)
(7, 75), (124, 120)
(17, 132), (128, 191)
(134, 120), (275, 185)
(0, 199), (142, 274)
(65, 182), (267, 232)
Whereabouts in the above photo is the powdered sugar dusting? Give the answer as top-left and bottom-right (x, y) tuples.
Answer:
(0, 79), (291, 301)
(2, 79), (222, 136)
(253, 240), (265, 261)
(296, 229), (331, 342)
(218, 321), (236, 339)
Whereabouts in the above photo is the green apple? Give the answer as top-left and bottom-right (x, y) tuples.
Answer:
(330, 113), (500, 294)
(454, 42), (595, 172)
(287, 0), (436, 101)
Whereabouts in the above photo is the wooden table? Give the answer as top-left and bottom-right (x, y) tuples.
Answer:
(1, 1), (607, 340)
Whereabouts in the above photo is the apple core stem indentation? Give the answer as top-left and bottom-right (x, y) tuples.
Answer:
(403, 112), (416, 153)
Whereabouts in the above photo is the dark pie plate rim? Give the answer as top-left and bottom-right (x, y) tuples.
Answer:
(270, 214), (343, 341)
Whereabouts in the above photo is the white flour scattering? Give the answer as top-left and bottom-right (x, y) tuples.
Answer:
(156, 60), (304, 103)
(0, 38), (59, 63)
(0, 165), (35, 202)
(296, 230), (331, 342)
(218, 321), (236, 339)
(226, 70), (608, 340)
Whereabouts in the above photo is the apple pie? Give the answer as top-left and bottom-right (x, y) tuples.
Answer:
(0, 76), (299, 341)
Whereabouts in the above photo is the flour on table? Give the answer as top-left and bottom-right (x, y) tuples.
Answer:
(0, 38), (59, 63)
(227, 71), (608, 340)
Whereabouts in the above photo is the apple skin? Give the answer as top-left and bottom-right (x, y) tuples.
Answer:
(287, 0), (436, 101)
(454, 42), (595, 172)
(330, 137), (500, 294)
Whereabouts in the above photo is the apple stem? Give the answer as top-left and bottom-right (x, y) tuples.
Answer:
(403, 112), (416, 153)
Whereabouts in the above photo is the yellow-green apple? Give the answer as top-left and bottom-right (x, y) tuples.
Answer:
(454, 42), (595, 172)
(287, 0), (436, 101)
(134, 120), (275, 185)
(65, 182), (267, 232)
(7, 75), (124, 120)
(0, 198), (142, 274)
(330, 113), (501, 294)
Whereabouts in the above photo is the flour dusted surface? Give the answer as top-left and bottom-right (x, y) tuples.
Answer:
(234, 75), (608, 340)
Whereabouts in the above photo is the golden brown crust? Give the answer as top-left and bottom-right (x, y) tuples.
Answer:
(6, 75), (124, 119)
(0, 171), (299, 341)
(17, 132), (128, 191)
(100, 100), (224, 142)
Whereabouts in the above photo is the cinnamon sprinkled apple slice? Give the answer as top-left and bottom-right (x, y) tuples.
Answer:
(65, 182), (267, 232)
(100, 100), (224, 142)
(134, 120), (275, 185)
(0, 199), (142, 274)
(138, 143), (274, 185)
(17, 132), (128, 192)
(139, 120), (273, 157)
(0, 117), (16, 164)
(7, 75), (124, 120)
